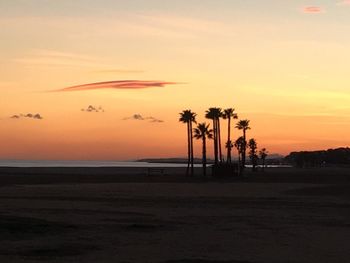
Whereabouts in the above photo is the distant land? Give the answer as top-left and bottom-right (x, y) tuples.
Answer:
(137, 154), (284, 164)
(137, 158), (213, 164)
(285, 147), (350, 167)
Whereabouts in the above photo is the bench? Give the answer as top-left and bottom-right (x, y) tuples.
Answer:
(147, 168), (165, 176)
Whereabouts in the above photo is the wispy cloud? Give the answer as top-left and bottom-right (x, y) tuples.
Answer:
(81, 105), (105, 113)
(55, 80), (178, 92)
(123, 114), (164, 123)
(337, 0), (350, 5)
(92, 69), (144, 74)
(147, 117), (164, 123)
(13, 49), (141, 72)
(1, 13), (234, 41)
(123, 114), (144, 121)
(302, 6), (324, 13)
(14, 49), (98, 67)
(126, 14), (232, 39)
(11, 113), (43, 120)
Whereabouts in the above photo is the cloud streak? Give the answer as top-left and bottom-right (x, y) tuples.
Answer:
(337, 0), (350, 5)
(11, 113), (43, 120)
(302, 6), (324, 13)
(81, 105), (105, 113)
(14, 49), (142, 73)
(123, 114), (164, 123)
(55, 80), (178, 92)
(92, 69), (144, 74)
(14, 49), (100, 67)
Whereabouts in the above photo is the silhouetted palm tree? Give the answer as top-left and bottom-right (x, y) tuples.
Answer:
(248, 138), (258, 171)
(235, 119), (251, 169)
(179, 110), (197, 176)
(259, 148), (268, 172)
(223, 108), (238, 163)
(216, 108), (223, 162)
(234, 136), (245, 174)
(205, 107), (222, 164)
(225, 140), (233, 154)
(194, 123), (213, 177)
(205, 108), (218, 165)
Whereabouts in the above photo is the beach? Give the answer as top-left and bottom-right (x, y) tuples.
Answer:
(0, 167), (350, 263)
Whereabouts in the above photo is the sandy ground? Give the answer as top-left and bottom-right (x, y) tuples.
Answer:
(0, 167), (350, 263)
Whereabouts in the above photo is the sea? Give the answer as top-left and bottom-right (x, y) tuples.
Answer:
(0, 160), (203, 168)
(0, 160), (291, 168)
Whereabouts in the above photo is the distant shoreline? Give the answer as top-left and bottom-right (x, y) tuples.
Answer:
(0, 159), (289, 168)
(0, 160), (203, 168)
(136, 158), (213, 164)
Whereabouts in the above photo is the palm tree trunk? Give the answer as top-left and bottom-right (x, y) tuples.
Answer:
(237, 150), (241, 175)
(218, 118), (222, 163)
(190, 121), (194, 176)
(186, 122), (190, 176)
(227, 117), (231, 163)
(202, 136), (206, 177)
(262, 158), (265, 172)
(242, 130), (246, 169)
(213, 119), (218, 165)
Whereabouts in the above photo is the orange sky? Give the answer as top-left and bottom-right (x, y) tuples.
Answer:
(1, 1), (350, 160)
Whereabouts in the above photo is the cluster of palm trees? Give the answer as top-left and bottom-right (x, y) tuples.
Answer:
(180, 107), (266, 176)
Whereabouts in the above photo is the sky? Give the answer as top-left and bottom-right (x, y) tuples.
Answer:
(1, 0), (350, 160)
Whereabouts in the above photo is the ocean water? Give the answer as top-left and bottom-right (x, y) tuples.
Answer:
(0, 160), (203, 168)
(0, 160), (292, 168)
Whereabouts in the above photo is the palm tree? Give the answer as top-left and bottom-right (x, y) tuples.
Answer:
(193, 123), (213, 177)
(205, 108), (218, 165)
(259, 148), (268, 172)
(223, 108), (238, 163)
(234, 136), (245, 174)
(179, 110), (197, 176)
(215, 108), (223, 163)
(205, 107), (222, 165)
(248, 138), (258, 171)
(225, 140), (233, 154)
(235, 119), (251, 169)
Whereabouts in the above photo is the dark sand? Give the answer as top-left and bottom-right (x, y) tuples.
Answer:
(0, 167), (349, 263)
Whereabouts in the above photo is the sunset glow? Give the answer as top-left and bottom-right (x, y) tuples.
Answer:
(1, 0), (350, 160)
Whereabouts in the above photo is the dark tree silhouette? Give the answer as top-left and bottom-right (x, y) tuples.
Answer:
(259, 148), (268, 171)
(234, 136), (246, 173)
(248, 138), (258, 171)
(223, 108), (238, 163)
(235, 119), (251, 169)
(205, 107), (222, 164)
(285, 147), (350, 167)
(225, 140), (234, 160)
(205, 108), (217, 165)
(216, 108), (223, 162)
(179, 110), (197, 176)
(193, 123), (213, 177)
